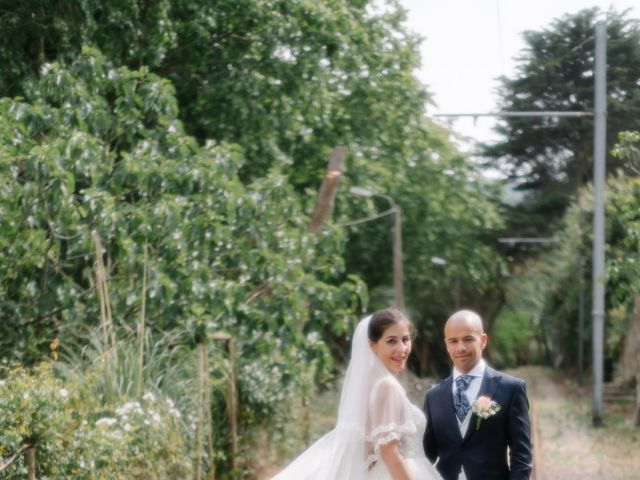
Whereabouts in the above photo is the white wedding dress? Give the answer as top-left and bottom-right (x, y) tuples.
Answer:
(366, 376), (441, 479)
(272, 316), (441, 480)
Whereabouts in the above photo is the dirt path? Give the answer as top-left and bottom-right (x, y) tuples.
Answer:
(515, 366), (640, 480)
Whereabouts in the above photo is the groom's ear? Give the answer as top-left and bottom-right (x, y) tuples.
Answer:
(480, 332), (488, 349)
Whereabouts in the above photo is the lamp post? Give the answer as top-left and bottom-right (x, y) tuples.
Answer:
(349, 187), (404, 311)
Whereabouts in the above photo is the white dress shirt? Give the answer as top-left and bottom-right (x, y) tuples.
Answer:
(452, 359), (486, 480)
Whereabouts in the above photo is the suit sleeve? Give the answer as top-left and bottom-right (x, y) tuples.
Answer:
(423, 389), (438, 463)
(507, 380), (533, 480)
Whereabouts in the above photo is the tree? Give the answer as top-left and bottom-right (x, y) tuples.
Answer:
(0, 0), (509, 378)
(497, 172), (640, 374)
(341, 121), (506, 375)
(0, 0), (175, 94)
(484, 8), (640, 235)
(0, 0), (428, 185)
(0, 0), (515, 469)
(0, 50), (369, 473)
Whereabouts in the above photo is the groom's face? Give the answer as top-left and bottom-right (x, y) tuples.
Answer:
(444, 318), (487, 374)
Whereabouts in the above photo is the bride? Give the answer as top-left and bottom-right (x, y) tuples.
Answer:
(272, 308), (442, 480)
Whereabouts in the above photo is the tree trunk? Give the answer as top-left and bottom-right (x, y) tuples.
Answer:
(622, 294), (640, 427)
(308, 147), (345, 233)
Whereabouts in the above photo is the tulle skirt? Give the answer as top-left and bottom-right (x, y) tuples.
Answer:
(271, 428), (368, 480)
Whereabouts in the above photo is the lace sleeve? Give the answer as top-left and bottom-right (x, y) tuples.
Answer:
(367, 376), (415, 455)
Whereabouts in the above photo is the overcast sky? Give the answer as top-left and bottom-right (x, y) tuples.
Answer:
(399, 0), (639, 149)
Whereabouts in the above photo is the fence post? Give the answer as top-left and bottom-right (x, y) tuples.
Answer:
(26, 447), (35, 480)
(194, 341), (206, 480)
(212, 333), (238, 472)
(203, 339), (216, 480)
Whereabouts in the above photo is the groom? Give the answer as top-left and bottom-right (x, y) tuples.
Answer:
(423, 310), (532, 480)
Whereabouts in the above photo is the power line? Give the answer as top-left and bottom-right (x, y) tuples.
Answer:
(434, 111), (592, 118)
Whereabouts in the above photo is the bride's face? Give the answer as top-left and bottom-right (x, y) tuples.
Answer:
(370, 320), (412, 375)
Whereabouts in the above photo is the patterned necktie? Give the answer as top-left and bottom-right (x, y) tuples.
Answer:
(454, 375), (473, 422)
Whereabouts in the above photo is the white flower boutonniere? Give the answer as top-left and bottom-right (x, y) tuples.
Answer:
(471, 395), (501, 430)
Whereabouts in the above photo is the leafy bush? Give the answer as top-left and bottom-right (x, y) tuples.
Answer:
(500, 171), (640, 372)
(490, 309), (536, 368)
(0, 48), (365, 474)
(0, 363), (191, 479)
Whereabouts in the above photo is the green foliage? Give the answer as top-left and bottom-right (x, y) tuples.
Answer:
(609, 131), (640, 305)
(500, 172), (640, 371)
(0, 0), (175, 95)
(490, 309), (536, 368)
(0, 0), (429, 184)
(0, 0), (509, 373)
(0, 47), (365, 473)
(484, 8), (640, 235)
(0, 46), (361, 358)
(0, 0), (517, 468)
(612, 131), (640, 169)
(341, 121), (506, 374)
(58, 327), (196, 415)
(0, 363), (191, 479)
(605, 175), (640, 308)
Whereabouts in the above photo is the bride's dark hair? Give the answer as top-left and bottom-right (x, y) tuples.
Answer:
(368, 308), (414, 342)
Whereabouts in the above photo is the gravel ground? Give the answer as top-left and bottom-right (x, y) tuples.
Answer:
(515, 366), (640, 480)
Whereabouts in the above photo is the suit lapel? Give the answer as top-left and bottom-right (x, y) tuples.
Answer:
(462, 367), (502, 443)
(438, 376), (463, 440)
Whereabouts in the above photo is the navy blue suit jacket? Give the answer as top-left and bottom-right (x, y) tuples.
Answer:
(423, 367), (532, 480)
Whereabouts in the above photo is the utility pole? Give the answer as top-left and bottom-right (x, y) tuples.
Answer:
(349, 187), (404, 311)
(591, 22), (607, 426)
(578, 256), (585, 386)
(434, 22), (607, 426)
(436, 25), (608, 423)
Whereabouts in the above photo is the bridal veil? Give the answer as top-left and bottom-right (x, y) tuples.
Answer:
(272, 315), (413, 479)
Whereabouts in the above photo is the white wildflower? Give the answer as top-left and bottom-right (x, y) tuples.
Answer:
(95, 417), (117, 427)
(151, 411), (162, 424)
(142, 392), (156, 403)
(116, 401), (142, 417)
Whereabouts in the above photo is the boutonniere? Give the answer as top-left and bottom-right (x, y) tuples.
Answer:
(471, 395), (501, 430)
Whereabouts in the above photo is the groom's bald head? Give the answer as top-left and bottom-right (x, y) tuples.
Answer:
(445, 310), (484, 335)
(444, 310), (487, 374)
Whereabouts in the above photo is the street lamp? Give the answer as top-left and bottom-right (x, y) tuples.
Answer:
(348, 186), (404, 311)
(430, 256), (447, 266)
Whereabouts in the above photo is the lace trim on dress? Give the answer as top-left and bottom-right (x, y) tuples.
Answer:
(374, 430), (402, 447)
(367, 421), (416, 443)
(367, 420), (417, 467)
